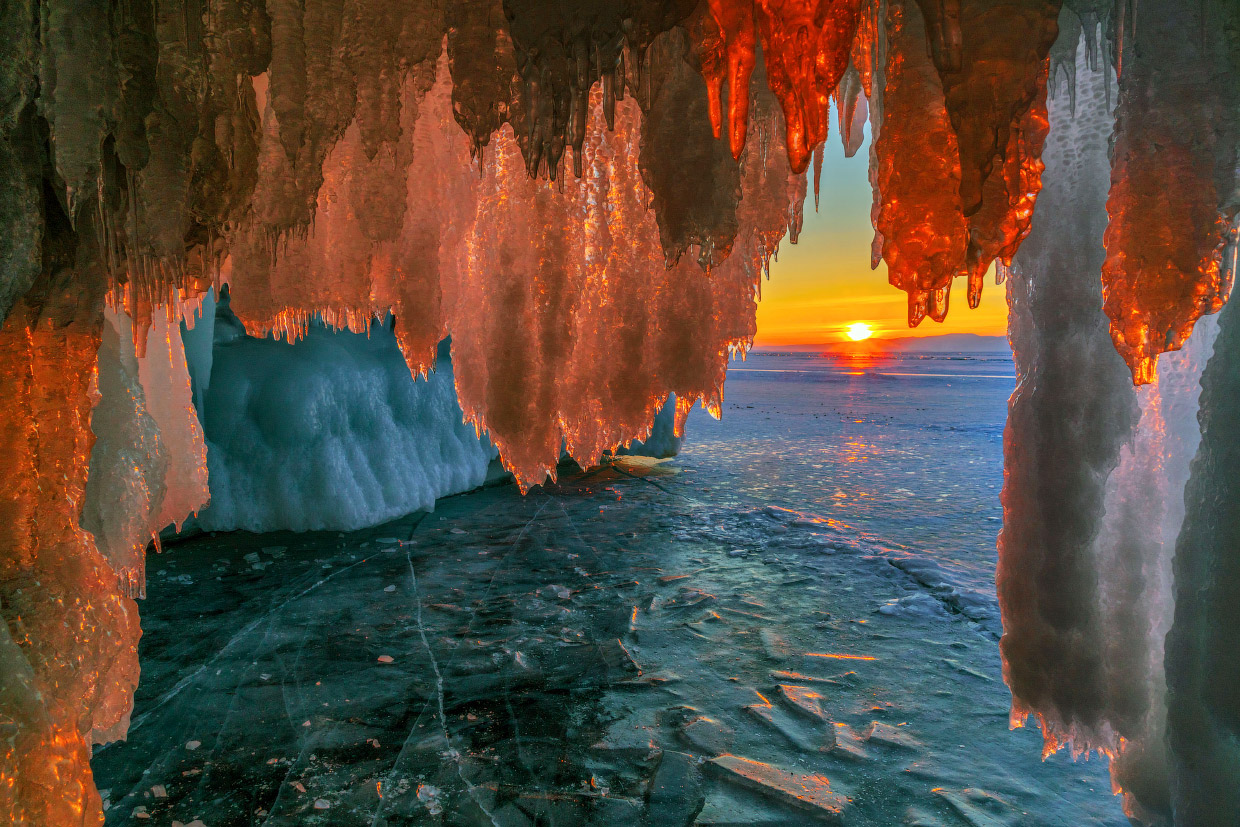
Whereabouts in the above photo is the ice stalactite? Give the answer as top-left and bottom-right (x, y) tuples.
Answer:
(695, 0), (863, 175)
(697, 0), (758, 159)
(226, 52), (471, 377)
(1101, 0), (1239, 385)
(997, 24), (1230, 822)
(637, 27), (742, 269)
(502, 0), (697, 179)
(448, 78), (804, 488)
(81, 303), (208, 597)
(445, 0), (524, 159)
(752, 0), (863, 174)
(871, 0), (1056, 324)
(998, 25), (1141, 759)
(136, 310), (209, 534)
(833, 61), (868, 160)
(0, 79), (41, 322)
(916, 0), (1059, 220)
(1164, 267), (1240, 826)
(872, 0), (966, 326)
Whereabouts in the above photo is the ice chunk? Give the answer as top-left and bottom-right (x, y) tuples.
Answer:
(707, 754), (847, 822)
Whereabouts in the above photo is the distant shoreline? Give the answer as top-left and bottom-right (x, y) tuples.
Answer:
(751, 333), (1010, 355)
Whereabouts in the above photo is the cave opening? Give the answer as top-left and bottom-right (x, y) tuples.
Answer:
(1, 1), (1238, 825)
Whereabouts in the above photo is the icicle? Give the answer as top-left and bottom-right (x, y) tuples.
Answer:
(872, 0), (966, 326)
(752, 0), (863, 174)
(813, 141), (824, 211)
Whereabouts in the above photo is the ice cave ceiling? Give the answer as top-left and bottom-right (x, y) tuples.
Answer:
(0, 0), (1238, 825)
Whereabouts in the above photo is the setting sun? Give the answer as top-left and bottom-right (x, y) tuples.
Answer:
(846, 322), (874, 341)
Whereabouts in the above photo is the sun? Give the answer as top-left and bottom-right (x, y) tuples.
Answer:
(846, 322), (874, 341)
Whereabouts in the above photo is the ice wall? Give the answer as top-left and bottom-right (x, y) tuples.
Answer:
(1093, 317), (1218, 822)
(195, 305), (496, 533)
(1164, 261), (1240, 824)
(0, 248), (139, 827)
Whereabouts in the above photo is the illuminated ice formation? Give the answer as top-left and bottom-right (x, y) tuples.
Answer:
(0, 1), (1237, 824)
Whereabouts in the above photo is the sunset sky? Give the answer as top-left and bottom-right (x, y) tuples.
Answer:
(755, 120), (1010, 346)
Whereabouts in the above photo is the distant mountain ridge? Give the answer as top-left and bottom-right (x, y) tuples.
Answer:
(753, 333), (1009, 354)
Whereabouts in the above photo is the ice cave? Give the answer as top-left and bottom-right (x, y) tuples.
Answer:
(0, 0), (1237, 824)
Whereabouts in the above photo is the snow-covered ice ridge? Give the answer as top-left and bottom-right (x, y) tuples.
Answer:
(163, 290), (681, 534)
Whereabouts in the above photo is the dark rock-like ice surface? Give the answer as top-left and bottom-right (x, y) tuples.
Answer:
(92, 352), (1126, 826)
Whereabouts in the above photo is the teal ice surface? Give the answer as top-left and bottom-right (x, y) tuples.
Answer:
(92, 351), (1125, 826)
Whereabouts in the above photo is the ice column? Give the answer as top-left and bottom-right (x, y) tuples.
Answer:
(997, 25), (1140, 757)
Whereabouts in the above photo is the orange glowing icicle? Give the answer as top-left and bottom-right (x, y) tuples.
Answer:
(872, 0), (967, 326)
(963, 70), (1050, 308)
(753, 0), (863, 174)
(448, 81), (805, 489)
(908, 0), (1060, 311)
(1101, 0), (1236, 385)
(698, 0), (758, 159)
(931, 0), (1059, 217)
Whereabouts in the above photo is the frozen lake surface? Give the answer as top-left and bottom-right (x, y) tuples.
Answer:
(92, 351), (1127, 825)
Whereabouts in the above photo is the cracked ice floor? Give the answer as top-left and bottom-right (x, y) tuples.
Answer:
(92, 352), (1127, 825)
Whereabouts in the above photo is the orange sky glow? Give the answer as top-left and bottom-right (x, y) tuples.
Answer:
(754, 120), (1010, 347)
